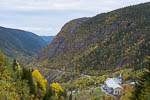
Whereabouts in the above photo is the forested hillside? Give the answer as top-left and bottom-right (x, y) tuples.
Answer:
(0, 2), (150, 100)
(34, 2), (150, 75)
(0, 26), (47, 64)
(1, 50), (149, 100)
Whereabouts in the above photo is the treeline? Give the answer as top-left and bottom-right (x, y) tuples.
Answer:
(0, 51), (67, 100)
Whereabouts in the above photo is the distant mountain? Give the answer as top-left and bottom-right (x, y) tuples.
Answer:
(41, 36), (55, 45)
(0, 26), (47, 64)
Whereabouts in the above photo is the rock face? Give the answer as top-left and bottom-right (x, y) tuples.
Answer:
(36, 17), (90, 61)
(34, 2), (150, 75)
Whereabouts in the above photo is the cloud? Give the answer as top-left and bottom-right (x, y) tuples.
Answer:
(0, 0), (149, 36)
(0, 0), (149, 11)
(0, 24), (58, 36)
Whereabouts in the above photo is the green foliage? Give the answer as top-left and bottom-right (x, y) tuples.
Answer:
(43, 83), (67, 100)
(12, 59), (17, 71)
(131, 58), (150, 100)
(72, 87), (113, 100)
(35, 2), (150, 77)
(0, 26), (48, 64)
(43, 86), (53, 100)
(21, 67), (36, 94)
(0, 51), (67, 100)
(120, 84), (133, 100)
(0, 51), (5, 75)
(0, 51), (4, 67)
(0, 58), (30, 100)
(32, 69), (47, 92)
(69, 91), (72, 100)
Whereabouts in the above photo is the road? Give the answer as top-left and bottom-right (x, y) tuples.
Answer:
(47, 71), (62, 83)
(46, 69), (93, 83)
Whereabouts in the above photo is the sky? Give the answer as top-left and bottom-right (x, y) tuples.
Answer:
(0, 0), (149, 36)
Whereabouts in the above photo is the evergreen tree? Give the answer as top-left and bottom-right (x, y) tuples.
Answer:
(147, 92), (150, 100)
(28, 69), (36, 94)
(69, 91), (72, 100)
(131, 57), (150, 100)
(21, 67), (36, 95)
(43, 86), (53, 100)
(21, 66), (27, 79)
(75, 96), (77, 100)
(12, 59), (17, 71)
(3, 56), (10, 67)
(0, 51), (5, 74)
(0, 51), (4, 67)
(63, 88), (67, 99)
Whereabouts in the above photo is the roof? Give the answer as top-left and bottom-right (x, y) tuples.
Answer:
(105, 78), (122, 89)
(113, 78), (121, 84)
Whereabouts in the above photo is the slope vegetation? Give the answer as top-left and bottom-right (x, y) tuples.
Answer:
(0, 26), (47, 63)
(35, 2), (150, 75)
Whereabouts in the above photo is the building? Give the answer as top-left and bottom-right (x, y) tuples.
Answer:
(101, 73), (123, 95)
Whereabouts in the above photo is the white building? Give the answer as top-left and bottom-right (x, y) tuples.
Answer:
(101, 73), (123, 95)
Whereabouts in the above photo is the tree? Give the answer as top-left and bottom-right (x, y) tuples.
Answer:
(32, 69), (47, 92)
(32, 69), (47, 98)
(69, 91), (72, 100)
(0, 51), (5, 74)
(3, 56), (10, 67)
(75, 96), (77, 100)
(0, 51), (4, 67)
(62, 88), (67, 99)
(21, 67), (35, 94)
(50, 82), (63, 98)
(43, 86), (53, 100)
(16, 61), (21, 77)
(21, 66), (27, 80)
(131, 57), (150, 100)
(28, 69), (36, 94)
(12, 59), (17, 71)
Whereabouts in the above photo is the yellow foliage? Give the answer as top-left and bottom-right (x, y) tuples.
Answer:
(120, 84), (133, 100)
(51, 82), (63, 92)
(32, 69), (47, 91)
(16, 61), (21, 72)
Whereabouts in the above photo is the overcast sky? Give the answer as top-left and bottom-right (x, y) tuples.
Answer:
(0, 0), (149, 36)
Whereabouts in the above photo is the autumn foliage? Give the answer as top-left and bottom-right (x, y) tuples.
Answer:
(32, 69), (47, 92)
(0, 51), (66, 100)
(51, 82), (63, 97)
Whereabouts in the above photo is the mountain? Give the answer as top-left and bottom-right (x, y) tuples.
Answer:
(0, 26), (47, 64)
(41, 36), (55, 45)
(34, 2), (150, 76)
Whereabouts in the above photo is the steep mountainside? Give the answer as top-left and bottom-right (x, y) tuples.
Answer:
(34, 2), (150, 75)
(41, 36), (55, 45)
(0, 26), (47, 63)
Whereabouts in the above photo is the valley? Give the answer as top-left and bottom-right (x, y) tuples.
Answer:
(33, 2), (150, 77)
(0, 2), (150, 100)
(0, 26), (54, 64)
